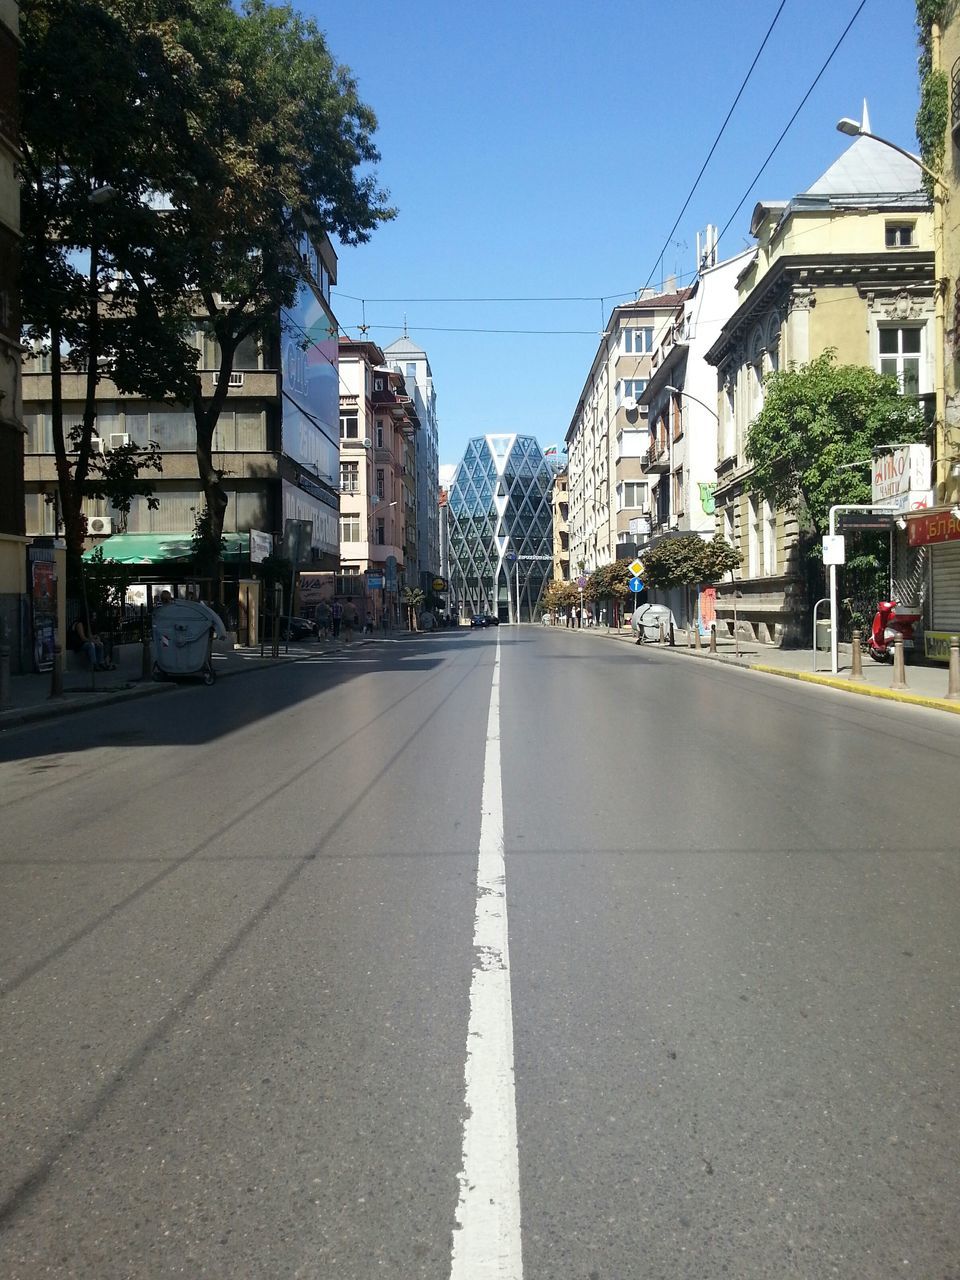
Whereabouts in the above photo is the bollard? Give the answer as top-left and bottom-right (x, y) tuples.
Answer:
(669, 621), (675, 647)
(658, 620), (665, 645)
(709, 624), (717, 655)
(0, 642), (10, 709)
(891, 633), (907, 690)
(947, 635), (960, 700)
(49, 645), (64, 699)
(141, 634), (152, 681)
(849, 629), (865, 681)
(694, 626), (701, 651)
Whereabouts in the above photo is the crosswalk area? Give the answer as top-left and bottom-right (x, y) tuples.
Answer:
(212, 639), (393, 666)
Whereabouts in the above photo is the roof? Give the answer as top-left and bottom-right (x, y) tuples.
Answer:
(83, 532), (250, 565)
(804, 133), (925, 198)
(384, 336), (427, 358)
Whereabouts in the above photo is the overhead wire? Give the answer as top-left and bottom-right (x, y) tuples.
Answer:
(714, 0), (870, 252)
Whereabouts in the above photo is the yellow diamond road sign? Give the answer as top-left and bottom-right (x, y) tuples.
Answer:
(628, 559), (645, 578)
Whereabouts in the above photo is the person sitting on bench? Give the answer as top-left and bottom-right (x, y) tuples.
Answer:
(66, 616), (114, 671)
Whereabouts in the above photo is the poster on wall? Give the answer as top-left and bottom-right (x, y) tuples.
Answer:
(31, 560), (58, 673)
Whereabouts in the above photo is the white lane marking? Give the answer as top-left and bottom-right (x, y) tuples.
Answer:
(451, 633), (523, 1279)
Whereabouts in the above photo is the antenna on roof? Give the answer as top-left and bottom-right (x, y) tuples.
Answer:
(861, 98), (871, 133)
(402, 313), (408, 339)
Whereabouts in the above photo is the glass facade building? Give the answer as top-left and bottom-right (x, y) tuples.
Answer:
(447, 434), (554, 622)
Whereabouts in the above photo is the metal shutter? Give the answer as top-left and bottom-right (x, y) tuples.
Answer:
(931, 542), (960, 632)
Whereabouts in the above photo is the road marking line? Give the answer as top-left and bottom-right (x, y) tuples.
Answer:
(451, 633), (523, 1279)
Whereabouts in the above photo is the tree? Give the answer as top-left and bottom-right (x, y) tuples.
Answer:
(642, 534), (742, 590)
(402, 586), (425, 631)
(21, 0), (395, 580)
(20, 0), (175, 579)
(745, 350), (927, 535)
(127, 0), (396, 554)
(587, 560), (632, 626)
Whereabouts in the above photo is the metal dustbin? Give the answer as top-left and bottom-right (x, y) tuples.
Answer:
(632, 604), (674, 643)
(815, 619), (832, 652)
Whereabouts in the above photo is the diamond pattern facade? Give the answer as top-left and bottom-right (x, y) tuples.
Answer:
(448, 435), (553, 622)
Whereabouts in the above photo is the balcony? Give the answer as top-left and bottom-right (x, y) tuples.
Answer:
(644, 443), (670, 473)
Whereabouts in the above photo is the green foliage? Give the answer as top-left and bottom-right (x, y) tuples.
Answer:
(642, 534), (742, 590)
(745, 351), (927, 535)
(20, 0), (395, 560)
(85, 438), (163, 526)
(401, 587), (425, 608)
(587, 560), (632, 603)
(916, 67), (948, 193)
(542, 579), (578, 616)
(83, 545), (133, 617)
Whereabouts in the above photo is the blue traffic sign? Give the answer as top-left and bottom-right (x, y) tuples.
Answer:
(628, 578), (645, 593)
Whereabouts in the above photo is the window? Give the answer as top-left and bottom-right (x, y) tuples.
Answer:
(340, 460), (359, 493)
(406, 363), (416, 378)
(619, 379), (647, 401)
(339, 514), (361, 542)
(375, 518), (385, 545)
(763, 498), (777, 576)
(724, 504), (735, 551)
(623, 327), (653, 354)
(672, 468), (684, 515)
(376, 468), (385, 499)
(748, 494), (762, 577)
(340, 414), (359, 440)
(879, 327), (922, 396)
(622, 481), (648, 509)
(375, 419), (385, 448)
(885, 222), (915, 248)
(721, 379), (736, 459)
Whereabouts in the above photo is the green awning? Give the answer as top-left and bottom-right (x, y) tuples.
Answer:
(83, 532), (250, 565)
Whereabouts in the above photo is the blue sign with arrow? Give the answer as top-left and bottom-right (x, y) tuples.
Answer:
(628, 578), (645, 593)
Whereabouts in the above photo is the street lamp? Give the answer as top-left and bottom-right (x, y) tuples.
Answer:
(664, 385), (720, 423)
(835, 114), (948, 497)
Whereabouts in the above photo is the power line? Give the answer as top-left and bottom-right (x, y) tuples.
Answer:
(356, 322), (600, 336)
(333, 290), (637, 304)
(715, 0), (869, 251)
(635, 0), (790, 298)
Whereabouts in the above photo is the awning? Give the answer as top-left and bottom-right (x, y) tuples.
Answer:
(83, 532), (250, 565)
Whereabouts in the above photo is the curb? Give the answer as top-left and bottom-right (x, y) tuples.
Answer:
(748, 663), (960, 715)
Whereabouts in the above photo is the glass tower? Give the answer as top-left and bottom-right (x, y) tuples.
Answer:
(447, 434), (554, 622)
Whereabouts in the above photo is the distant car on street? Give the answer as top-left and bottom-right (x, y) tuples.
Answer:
(265, 615), (319, 641)
(470, 613), (500, 628)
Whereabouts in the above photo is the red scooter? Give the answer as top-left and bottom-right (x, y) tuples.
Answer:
(867, 600), (921, 663)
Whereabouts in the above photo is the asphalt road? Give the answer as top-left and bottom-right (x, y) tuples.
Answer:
(1, 626), (958, 1279)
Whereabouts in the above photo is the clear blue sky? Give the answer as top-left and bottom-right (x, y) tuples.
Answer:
(305, 0), (924, 468)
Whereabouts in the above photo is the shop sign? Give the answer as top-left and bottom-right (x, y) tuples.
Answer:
(250, 529), (273, 563)
(924, 631), (957, 662)
(872, 444), (931, 512)
(907, 510), (960, 548)
(432, 577), (447, 592)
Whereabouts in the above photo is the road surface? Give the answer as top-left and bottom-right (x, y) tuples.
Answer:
(1, 626), (958, 1278)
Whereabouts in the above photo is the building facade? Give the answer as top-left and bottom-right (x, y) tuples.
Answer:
(23, 232), (342, 610)
(447, 434), (553, 623)
(384, 337), (441, 595)
(565, 290), (690, 577)
(551, 465), (570, 583)
(638, 241), (753, 626)
(337, 340), (419, 623)
(705, 133), (935, 644)
(0, 0), (26, 667)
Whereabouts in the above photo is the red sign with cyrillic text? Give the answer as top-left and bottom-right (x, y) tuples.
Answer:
(907, 510), (960, 547)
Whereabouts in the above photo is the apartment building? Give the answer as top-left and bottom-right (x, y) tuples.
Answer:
(384, 336), (441, 594)
(705, 130), (934, 643)
(23, 232), (343, 609)
(551, 465), (570, 583)
(337, 340), (419, 621)
(638, 240), (753, 626)
(565, 290), (690, 576)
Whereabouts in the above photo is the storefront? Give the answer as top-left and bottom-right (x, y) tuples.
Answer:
(907, 509), (960, 658)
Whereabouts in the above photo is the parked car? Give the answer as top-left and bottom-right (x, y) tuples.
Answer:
(265, 615), (319, 641)
(470, 613), (500, 628)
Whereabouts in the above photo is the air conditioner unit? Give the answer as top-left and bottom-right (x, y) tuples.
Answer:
(88, 515), (113, 536)
(109, 433), (130, 450)
(227, 371), (244, 388)
(91, 437), (106, 456)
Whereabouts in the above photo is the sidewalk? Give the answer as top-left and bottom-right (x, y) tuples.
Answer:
(0, 634), (374, 731)
(572, 621), (960, 717)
